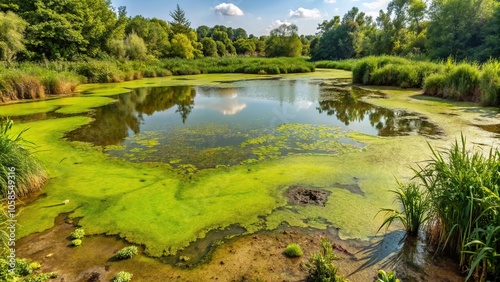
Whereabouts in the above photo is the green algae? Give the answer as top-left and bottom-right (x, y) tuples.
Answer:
(10, 71), (498, 262)
(0, 96), (115, 116)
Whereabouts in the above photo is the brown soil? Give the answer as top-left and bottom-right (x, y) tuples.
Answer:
(16, 215), (464, 282)
(286, 186), (330, 206)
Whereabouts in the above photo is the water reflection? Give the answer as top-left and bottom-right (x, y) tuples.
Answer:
(66, 86), (195, 145)
(66, 81), (441, 150)
(317, 88), (441, 136)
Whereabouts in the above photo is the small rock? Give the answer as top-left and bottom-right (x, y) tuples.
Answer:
(253, 235), (258, 239)
(45, 253), (53, 258)
(229, 249), (236, 253)
(220, 261), (225, 265)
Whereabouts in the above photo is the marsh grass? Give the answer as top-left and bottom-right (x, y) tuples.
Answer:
(414, 136), (500, 280)
(377, 181), (430, 236)
(1, 57), (314, 100)
(0, 118), (48, 198)
(479, 60), (500, 106)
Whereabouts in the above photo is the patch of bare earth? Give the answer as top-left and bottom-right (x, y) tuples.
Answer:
(17, 214), (463, 282)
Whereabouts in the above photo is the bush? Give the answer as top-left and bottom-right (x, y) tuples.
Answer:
(284, 243), (303, 257)
(305, 237), (347, 282)
(70, 228), (85, 239)
(0, 118), (48, 198)
(115, 246), (138, 260)
(113, 271), (133, 282)
(480, 60), (500, 106)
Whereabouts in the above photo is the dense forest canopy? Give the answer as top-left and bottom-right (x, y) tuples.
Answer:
(0, 0), (500, 62)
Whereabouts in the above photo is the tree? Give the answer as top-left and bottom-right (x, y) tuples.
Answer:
(216, 40), (227, 56)
(170, 33), (194, 59)
(265, 24), (302, 57)
(0, 11), (26, 62)
(169, 4), (191, 34)
(196, 25), (210, 40)
(201, 37), (217, 57)
(427, 0), (494, 60)
(80, 0), (119, 58)
(234, 38), (256, 55)
(126, 16), (170, 58)
(124, 32), (147, 60)
(234, 28), (248, 40)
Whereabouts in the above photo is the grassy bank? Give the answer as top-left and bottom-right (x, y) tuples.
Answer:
(0, 57), (315, 102)
(317, 56), (500, 107)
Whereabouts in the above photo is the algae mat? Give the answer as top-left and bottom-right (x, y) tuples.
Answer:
(2, 70), (481, 258)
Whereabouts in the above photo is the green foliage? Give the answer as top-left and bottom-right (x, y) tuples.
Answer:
(71, 239), (82, 246)
(305, 238), (347, 282)
(376, 270), (400, 282)
(0, 118), (47, 198)
(0, 11), (27, 63)
(479, 60), (500, 106)
(423, 62), (481, 101)
(115, 246), (138, 260)
(113, 271), (133, 282)
(377, 181), (430, 236)
(284, 243), (303, 257)
(170, 33), (195, 59)
(414, 136), (500, 280)
(70, 228), (85, 239)
(124, 32), (148, 61)
(265, 24), (302, 57)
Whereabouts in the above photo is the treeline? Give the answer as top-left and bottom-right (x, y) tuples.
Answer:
(311, 0), (500, 62)
(0, 1), (312, 62)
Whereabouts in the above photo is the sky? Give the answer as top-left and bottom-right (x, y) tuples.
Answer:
(109, 0), (391, 36)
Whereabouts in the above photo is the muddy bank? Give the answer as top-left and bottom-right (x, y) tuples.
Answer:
(17, 214), (463, 282)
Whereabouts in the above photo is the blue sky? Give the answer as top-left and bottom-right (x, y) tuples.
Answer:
(110, 0), (390, 36)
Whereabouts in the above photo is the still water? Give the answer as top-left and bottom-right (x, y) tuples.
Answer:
(66, 79), (440, 168)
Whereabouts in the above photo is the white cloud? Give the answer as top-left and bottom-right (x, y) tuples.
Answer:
(212, 3), (244, 16)
(267, 19), (292, 32)
(257, 16), (263, 21)
(289, 7), (321, 19)
(324, 0), (336, 3)
(362, 0), (390, 10)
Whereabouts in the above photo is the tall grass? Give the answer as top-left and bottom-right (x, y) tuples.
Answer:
(378, 181), (430, 236)
(1, 57), (315, 101)
(479, 60), (500, 106)
(0, 118), (47, 198)
(414, 136), (500, 280)
(321, 56), (500, 105)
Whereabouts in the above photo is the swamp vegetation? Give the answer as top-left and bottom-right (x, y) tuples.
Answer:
(0, 68), (498, 280)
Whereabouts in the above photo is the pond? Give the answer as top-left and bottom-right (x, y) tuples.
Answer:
(6, 71), (496, 280)
(64, 79), (440, 169)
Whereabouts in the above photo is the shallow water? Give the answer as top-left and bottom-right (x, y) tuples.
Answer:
(64, 79), (440, 168)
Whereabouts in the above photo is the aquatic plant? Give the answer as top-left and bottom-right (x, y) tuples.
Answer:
(305, 237), (347, 282)
(113, 271), (133, 282)
(414, 136), (500, 280)
(377, 181), (430, 236)
(70, 228), (85, 239)
(71, 239), (82, 247)
(0, 118), (48, 198)
(376, 270), (400, 282)
(284, 243), (303, 257)
(115, 246), (138, 260)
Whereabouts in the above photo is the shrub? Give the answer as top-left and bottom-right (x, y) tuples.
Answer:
(115, 246), (138, 260)
(445, 63), (481, 101)
(480, 60), (500, 106)
(70, 228), (85, 239)
(0, 118), (48, 198)
(71, 239), (82, 247)
(377, 181), (430, 236)
(113, 271), (133, 282)
(305, 237), (347, 282)
(284, 243), (303, 257)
